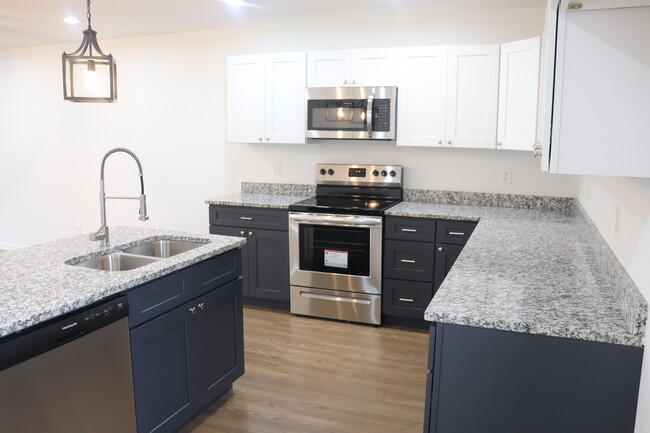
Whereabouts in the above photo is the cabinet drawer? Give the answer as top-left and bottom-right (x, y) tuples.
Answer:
(383, 278), (434, 319)
(193, 249), (242, 298)
(384, 216), (436, 242)
(383, 240), (434, 282)
(436, 220), (477, 245)
(209, 205), (288, 230)
(127, 269), (193, 329)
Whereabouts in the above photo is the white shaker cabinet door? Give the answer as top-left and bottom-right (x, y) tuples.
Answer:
(265, 52), (307, 144)
(227, 55), (265, 143)
(396, 46), (448, 147)
(497, 37), (541, 151)
(445, 45), (500, 149)
(307, 50), (350, 88)
(350, 48), (398, 87)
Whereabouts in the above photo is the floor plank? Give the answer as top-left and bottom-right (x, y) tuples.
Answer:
(182, 306), (429, 433)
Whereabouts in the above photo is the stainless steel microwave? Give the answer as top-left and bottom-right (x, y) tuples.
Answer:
(305, 86), (397, 140)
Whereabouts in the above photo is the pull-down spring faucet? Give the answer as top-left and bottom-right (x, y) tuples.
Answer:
(90, 147), (149, 247)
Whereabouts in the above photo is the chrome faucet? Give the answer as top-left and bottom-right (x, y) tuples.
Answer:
(90, 148), (149, 247)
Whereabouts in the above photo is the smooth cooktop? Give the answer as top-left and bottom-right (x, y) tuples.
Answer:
(289, 196), (401, 216)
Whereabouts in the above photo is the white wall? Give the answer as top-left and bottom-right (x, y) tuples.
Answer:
(577, 176), (650, 433)
(0, 6), (576, 248)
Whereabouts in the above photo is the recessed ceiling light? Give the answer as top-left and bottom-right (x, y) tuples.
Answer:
(64, 16), (81, 24)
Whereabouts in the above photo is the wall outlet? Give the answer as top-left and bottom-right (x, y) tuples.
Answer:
(614, 206), (621, 237)
(75, 223), (82, 234)
(272, 161), (281, 176)
(499, 168), (512, 184)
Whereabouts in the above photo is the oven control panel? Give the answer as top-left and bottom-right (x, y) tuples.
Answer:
(316, 164), (402, 186)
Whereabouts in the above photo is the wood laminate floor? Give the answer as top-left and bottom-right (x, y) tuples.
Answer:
(182, 306), (429, 433)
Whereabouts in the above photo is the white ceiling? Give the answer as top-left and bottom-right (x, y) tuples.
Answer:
(0, 0), (546, 50)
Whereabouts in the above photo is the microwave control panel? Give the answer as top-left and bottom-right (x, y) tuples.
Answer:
(372, 100), (391, 132)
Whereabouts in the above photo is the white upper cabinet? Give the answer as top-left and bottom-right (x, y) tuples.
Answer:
(265, 53), (307, 144)
(307, 48), (397, 87)
(227, 52), (306, 144)
(542, 3), (650, 177)
(396, 46), (448, 147)
(227, 55), (265, 144)
(497, 37), (541, 151)
(445, 45), (500, 149)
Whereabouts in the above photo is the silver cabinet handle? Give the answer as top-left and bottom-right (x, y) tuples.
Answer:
(366, 92), (375, 139)
(258, 137), (262, 142)
(240, 216), (253, 221)
(198, 303), (205, 310)
(438, 140), (443, 145)
(449, 231), (465, 236)
(399, 298), (414, 303)
(239, 230), (245, 235)
(248, 231), (253, 236)
(189, 307), (197, 314)
(351, 80), (356, 85)
(401, 228), (417, 233)
(400, 259), (416, 264)
(447, 140), (452, 145)
(266, 137), (270, 141)
(437, 247), (443, 252)
(343, 80), (348, 85)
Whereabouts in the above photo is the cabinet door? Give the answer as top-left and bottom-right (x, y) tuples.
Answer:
(131, 303), (196, 433)
(227, 55), (265, 143)
(247, 228), (290, 301)
(497, 37), (541, 151)
(550, 6), (650, 177)
(265, 52), (307, 144)
(209, 225), (250, 297)
(446, 45), (500, 149)
(350, 48), (398, 87)
(307, 50), (350, 87)
(194, 279), (244, 405)
(396, 46), (448, 147)
(433, 243), (464, 291)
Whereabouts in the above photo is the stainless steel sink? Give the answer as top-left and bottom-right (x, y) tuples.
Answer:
(71, 253), (160, 271)
(122, 239), (205, 258)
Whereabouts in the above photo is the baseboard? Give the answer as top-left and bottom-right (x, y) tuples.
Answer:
(0, 242), (27, 250)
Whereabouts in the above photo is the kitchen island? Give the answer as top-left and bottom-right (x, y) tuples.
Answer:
(0, 227), (246, 433)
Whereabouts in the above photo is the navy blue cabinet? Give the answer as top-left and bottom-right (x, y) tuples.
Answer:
(128, 250), (243, 433)
(424, 323), (644, 433)
(209, 206), (289, 303)
(382, 217), (476, 323)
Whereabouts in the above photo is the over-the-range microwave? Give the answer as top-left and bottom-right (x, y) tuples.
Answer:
(305, 86), (397, 140)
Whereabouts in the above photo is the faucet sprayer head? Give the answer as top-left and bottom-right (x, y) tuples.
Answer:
(139, 195), (149, 221)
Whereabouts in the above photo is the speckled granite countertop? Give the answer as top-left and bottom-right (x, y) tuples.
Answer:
(387, 202), (647, 347)
(0, 227), (245, 338)
(205, 193), (310, 209)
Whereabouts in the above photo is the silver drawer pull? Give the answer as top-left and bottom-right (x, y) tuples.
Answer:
(240, 216), (253, 221)
(449, 231), (465, 236)
(400, 259), (416, 264)
(401, 228), (417, 232)
(399, 298), (414, 303)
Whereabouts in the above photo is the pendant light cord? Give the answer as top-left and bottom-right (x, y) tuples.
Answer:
(86, 0), (92, 29)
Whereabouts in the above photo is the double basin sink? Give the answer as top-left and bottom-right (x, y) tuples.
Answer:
(70, 239), (206, 272)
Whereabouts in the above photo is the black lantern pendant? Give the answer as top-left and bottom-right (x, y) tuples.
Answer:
(62, 0), (117, 102)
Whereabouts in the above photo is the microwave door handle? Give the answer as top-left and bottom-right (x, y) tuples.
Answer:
(366, 94), (374, 138)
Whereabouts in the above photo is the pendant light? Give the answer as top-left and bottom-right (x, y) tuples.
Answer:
(62, 0), (117, 102)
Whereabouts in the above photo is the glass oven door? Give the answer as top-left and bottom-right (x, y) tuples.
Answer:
(289, 213), (382, 295)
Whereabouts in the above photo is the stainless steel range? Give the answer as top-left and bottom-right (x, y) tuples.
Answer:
(288, 164), (403, 325)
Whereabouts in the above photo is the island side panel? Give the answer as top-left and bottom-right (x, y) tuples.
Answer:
(425, 323), (643, 433)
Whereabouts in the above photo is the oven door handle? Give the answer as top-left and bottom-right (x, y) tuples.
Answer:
(290, 214), (381, 227)
(299, 291), (371, 305)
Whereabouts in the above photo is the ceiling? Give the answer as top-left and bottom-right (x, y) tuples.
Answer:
(0, 0), (546, 50)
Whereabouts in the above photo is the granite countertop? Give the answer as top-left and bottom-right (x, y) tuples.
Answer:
(387, 202), (647, 347)
(0, 226), (246, 338)
(205, 192), (310, 209)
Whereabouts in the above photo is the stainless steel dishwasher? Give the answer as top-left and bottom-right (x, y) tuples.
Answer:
(0, 295), (137, 433)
